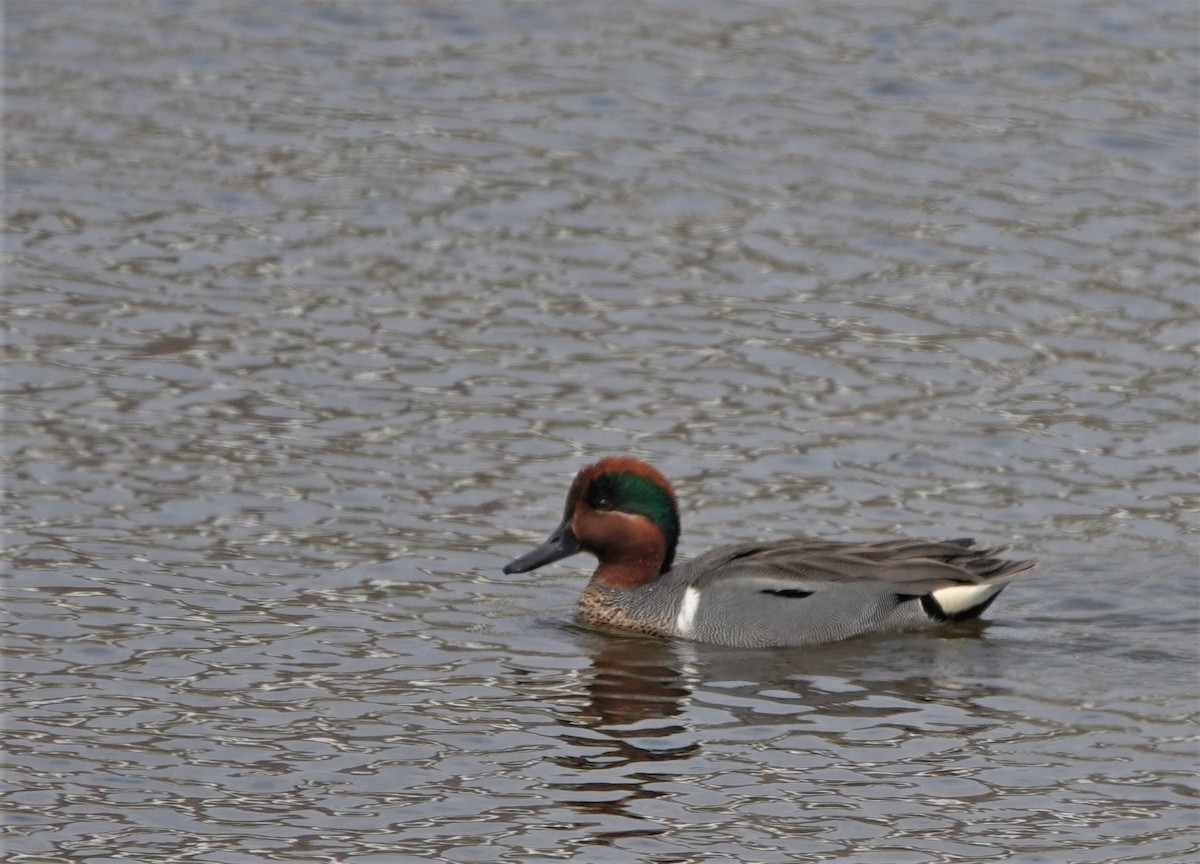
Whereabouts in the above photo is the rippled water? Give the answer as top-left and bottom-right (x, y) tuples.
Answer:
(5, 1), (1198, 861)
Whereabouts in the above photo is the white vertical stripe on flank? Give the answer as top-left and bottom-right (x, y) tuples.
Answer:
(674, 587), (701, 637)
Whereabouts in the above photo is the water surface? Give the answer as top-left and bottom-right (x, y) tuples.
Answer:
(5, 1), (1198, 861)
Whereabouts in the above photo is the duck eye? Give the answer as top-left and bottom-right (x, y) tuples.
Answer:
(587, 476), (619, 511)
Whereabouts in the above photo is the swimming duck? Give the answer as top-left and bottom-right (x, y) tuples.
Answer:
(503, 456), (1036, 648)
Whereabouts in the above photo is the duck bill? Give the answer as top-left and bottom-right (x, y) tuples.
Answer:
(503, 519), (580, 574)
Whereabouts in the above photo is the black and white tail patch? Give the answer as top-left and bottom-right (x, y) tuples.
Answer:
(921, 584), (1005, 622)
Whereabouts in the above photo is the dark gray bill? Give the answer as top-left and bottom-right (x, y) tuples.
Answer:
(503, 519), (580, 574)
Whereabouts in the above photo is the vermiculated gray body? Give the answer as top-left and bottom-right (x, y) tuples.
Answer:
(578, 538), (1034, 648)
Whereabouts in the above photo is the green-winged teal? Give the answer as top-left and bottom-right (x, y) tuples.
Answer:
(504, 456), (1036, 648)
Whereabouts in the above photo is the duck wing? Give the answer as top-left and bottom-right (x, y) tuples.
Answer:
(685, 537), (1036, 595)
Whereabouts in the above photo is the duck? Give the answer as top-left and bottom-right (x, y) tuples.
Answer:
(503, 456), (1036, 648)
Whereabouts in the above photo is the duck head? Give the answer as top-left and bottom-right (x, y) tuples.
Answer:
(503, 456), (681, 588)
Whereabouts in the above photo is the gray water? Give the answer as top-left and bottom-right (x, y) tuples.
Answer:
(4, 1), (1198, 862)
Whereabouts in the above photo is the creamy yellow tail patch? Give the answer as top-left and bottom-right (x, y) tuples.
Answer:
(931, 583), (1001, 615)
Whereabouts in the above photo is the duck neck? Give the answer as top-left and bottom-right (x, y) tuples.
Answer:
(593, 559), (661, 590)
(591, 526), (668, 590)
